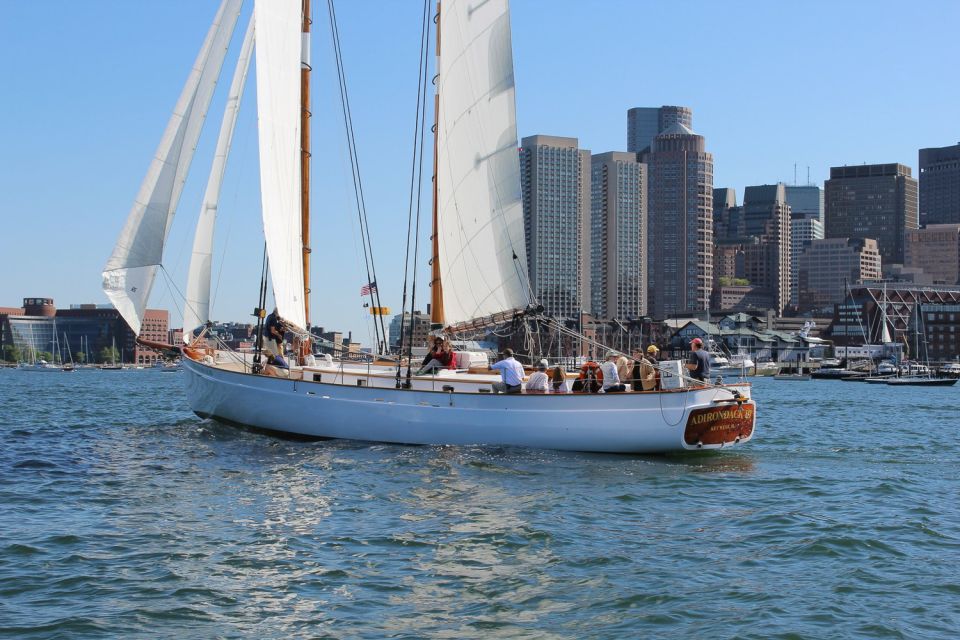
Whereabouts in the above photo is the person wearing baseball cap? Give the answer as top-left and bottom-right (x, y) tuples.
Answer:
(685, 337), (710, 383)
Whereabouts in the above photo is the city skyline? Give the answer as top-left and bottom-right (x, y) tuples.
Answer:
(2, 1), (958, 340)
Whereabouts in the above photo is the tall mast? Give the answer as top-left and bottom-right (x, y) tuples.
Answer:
(429, 1), (444, 327)
(301, 0), (312, 327)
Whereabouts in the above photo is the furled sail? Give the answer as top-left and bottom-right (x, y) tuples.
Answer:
(183, 16), (256, 340)
(435, 0), (529, 328)
(102, 0), (243, 336)
(254, 0), (305, 330)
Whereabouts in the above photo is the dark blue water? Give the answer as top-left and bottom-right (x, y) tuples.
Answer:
(1, 370), (958, 639)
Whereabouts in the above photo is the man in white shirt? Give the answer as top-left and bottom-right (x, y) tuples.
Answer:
(525, 359), (550, 393)
(600, 351), (627, 393)
(491, 348), (524, 394)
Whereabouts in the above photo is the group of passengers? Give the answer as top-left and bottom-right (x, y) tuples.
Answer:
(416, 336), (457, 375)
(490, 337), (711, 394)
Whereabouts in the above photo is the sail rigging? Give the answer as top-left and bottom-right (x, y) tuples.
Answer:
(254, 0), (306, 330)
(183, 16), (256, 339)
(434, 0), (529, 329)
(102, 0), (243, 336)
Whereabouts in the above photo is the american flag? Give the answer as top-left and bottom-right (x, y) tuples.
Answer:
(360, 281), (377, 296)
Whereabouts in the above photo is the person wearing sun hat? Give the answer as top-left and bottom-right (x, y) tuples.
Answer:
(685, 337), (710, 383)
(600, 350), (627, 393)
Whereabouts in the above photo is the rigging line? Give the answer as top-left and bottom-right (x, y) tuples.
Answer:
(405, 1), (432, 386)
(396, 0), (431, 386)
(328, 2), (388, 346)
(327, 0), (383, 350)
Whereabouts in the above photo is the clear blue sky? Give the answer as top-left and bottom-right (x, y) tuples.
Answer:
(1, 1), (957, 344)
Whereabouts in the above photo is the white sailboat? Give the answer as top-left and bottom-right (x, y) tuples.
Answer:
(103, 0), (756, 453)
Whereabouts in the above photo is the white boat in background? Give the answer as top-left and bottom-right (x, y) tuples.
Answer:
(102, 0), (756, 453)
(752, 361), (780, 376)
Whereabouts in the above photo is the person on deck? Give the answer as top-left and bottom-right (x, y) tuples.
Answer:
(631, 345), (660, 391)
(420, 336), (444, 369)
(525, 360), (550, 393)
(491, 348), (524, 394)
(550, 366), (567, 393)
(262, 308), (285, 355)
(600, 351), (627, 393)
(417, 339), (455, 375)
(686, 337), (711, 383)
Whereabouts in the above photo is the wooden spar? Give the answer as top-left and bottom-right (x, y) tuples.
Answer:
(301, 0), (312, 328)
(429, 1), (444, 327)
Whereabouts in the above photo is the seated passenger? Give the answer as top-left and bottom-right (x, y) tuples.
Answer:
(525, 360), (550, 393)
(550, 366), (568, 393)
(600, 351), (627, 393)
(417, 339), (455, 375)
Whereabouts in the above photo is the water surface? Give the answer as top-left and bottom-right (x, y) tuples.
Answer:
(1, 370), (957, 638)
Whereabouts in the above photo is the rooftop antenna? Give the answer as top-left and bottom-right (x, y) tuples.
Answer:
(793, 163), (797, 185)
(807, 165), (811, 186)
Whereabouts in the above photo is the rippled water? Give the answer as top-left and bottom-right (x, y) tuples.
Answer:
(1, 370), (958, 638)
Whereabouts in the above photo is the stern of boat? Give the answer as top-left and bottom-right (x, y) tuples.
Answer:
(682, 388), (756, 450)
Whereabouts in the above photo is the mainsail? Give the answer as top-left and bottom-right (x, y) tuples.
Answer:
(183, 16), (256, 339)
(254, 0), (306, 330)
(102, 0), (243, 336)
(435, 0), (529, 328)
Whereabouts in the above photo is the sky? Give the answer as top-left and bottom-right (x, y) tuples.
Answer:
(1, 0), (958, 345)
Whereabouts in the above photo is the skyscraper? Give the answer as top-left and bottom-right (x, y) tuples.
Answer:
(519, 135), (591, 319)
(785, 185), (825, 307)
(741, 184), (792, 315)
(825, 163), (918, 264)
(643, 123), (713, 319)
(627, 106), (693, 154)
(790, 217), (824, 307)
(712, 187), (741, 241)
(904, 224), (960, 285)
(590, 152), (647, 320)
(919, 143), (960, 225)
(785, 185), (824, 224)
(797, 238), (881, 311)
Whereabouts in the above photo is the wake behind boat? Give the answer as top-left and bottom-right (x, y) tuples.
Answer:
(102, 0), (756, 454)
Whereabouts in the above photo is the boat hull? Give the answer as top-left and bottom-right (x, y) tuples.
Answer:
(182, 357), (755, 454)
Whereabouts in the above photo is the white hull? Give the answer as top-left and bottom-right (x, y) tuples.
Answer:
(181, 356), (756, 454)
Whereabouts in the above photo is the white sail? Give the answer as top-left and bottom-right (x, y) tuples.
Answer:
(183, 17), (256, 340)
(435, 0), (529, 327)
(254, 0), (305, 330)
(101, 0), (243, 336)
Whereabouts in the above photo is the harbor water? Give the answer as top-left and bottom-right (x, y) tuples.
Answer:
(1, 370), (958, 638)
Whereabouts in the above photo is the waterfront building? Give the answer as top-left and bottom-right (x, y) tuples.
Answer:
(642, 124), (713, 320)
(919, 143), (960, 225)
(1, 298), (167, 364)
(520, 135), (591, 319)
(830, 285), (960, 360)
(626, 105), (693, 154)
(797, 238), (881, 312)
(825, 163), (918, 264)
(388, 310), (431, 351)
(904, 224), (960, 285)
(589, 151), (647, 320)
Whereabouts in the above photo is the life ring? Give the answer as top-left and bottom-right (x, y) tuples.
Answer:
(577, 361), (604, 383)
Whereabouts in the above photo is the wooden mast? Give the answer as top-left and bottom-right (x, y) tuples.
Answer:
(429, 1), (444, 327)
(301, 0), (312, 328)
